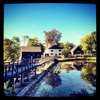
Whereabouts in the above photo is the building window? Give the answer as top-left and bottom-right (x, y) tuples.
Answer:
(51, 50), (53, 52)
(59, 53), (61, 55)
(59, 50), (61, 52)
(50, 53), (53, 55)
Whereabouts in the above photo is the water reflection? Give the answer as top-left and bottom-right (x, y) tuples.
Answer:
(31, 60), (96, 97)
(59, 61), (96, 87)
(60, 61), (84, 72)
(80, 62), (96, 87)
(73, 61), (84, 71)
(45, 72), (62, 88)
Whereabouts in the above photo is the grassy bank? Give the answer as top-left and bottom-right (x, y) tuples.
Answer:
(57, 56), (96, 62)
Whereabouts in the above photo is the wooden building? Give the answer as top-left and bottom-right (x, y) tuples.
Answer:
(70, 46), (84, 56)
(20, 46), (42, 60)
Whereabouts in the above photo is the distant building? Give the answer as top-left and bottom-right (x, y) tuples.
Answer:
(70, 45), (84, 55)
(44, 45), (62, 57)
(19, 46), (42, 60)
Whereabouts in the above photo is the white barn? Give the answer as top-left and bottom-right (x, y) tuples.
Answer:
(44, 45), (62, 57)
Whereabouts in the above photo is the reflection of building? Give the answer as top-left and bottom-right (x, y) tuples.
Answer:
(70, 45), (84, 55)
(20, 46), (42, 59)
(73, 62), (83, 71)
(44, 45), (62, 57)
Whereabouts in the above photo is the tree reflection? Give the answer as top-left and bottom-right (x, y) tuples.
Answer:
(73, 61), (84, 71)
(61, 61), (84, 72)
(62, 64), (73, 73)
(80, 62), (96, 87)
(45, 72), (62, 88)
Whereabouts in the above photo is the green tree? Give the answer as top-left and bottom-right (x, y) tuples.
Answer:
(27, 37), (45, 54)
(62, 41), (75, 57)
(11, 36), (21, 60)
(4, 38), (14, 61)
(59, 42), (64, 49)
(27, 37), (40, 46)
(80, 31), (96, 54)
(64, 41), (75, 50)
(4, 36), (21, 61)
(62, 48), (70, 57)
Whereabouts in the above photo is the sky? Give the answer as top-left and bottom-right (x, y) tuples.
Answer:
(4, 3), (96, 46)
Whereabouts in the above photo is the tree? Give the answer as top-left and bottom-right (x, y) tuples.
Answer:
(22, 35), (30, 46)
(27, 37), (45, 54)
(59, 42), (64, 49)
(80, 31), (96, 54)
(12, 36), (20, 43)
(4, 36), (21, 61)
(27, 37), (40, 46)
(62, 41), (75, 57)
(64, 41), (75, 50)
(62, 48), (70, 57)
(11, 36), (21, 60)
(4, 38), (14, 61)
(43, 29), (62, 47)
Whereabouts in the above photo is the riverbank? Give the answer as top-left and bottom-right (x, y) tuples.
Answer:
(57, 57), (96, 62)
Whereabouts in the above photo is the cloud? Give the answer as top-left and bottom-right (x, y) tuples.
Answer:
(71, 32), (81, 38)
(75, 35), (81, 38)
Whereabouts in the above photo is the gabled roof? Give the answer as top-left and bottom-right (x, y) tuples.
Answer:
(70, 45), (79, 52)
(21, 46), (41, 52)
(48, 45), (62, 49)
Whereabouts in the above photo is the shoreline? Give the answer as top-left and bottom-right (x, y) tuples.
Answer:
(57, 57), (96, 62)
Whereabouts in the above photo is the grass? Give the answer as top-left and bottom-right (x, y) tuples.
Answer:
(57, 56), (96, 61)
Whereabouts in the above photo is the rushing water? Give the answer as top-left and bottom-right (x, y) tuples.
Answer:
(30, 60), (96, 97)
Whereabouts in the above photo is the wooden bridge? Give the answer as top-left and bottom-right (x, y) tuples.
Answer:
(4, 57), (55, 92)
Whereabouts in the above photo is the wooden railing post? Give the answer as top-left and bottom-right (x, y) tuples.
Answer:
(21, 73), (24, 85)
(4, 62), (7, 81)
(8, 62), (10, 71)
(27, 71), (31, 82)
(31, 56), (33, 68)
(12, 61), (15, 93)
(16, 61), (18, 74)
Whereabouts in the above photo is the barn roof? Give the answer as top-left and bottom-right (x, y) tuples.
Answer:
(48, 45), (62, 49)
(21, 46), (41, 52)
(70, 45), (79, 52)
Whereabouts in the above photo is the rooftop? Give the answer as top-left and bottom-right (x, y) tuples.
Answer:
(21, 46), (41, 52)
(49, 45), (62, 49)
(70, 45), (78, 52)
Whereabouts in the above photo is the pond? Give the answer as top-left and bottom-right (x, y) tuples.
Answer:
(29, 60), (96, 97)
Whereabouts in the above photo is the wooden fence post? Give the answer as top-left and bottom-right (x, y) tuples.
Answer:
(27, 71), (31, 82)
(12, 61), (15, 93)
(31, 56), (33, 68)
(21, 73), (24, 85)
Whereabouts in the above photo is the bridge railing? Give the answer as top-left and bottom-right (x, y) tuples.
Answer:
(4, 56), (55, 82)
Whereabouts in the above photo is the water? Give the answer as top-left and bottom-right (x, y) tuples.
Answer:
(30, 60), (96, 97)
